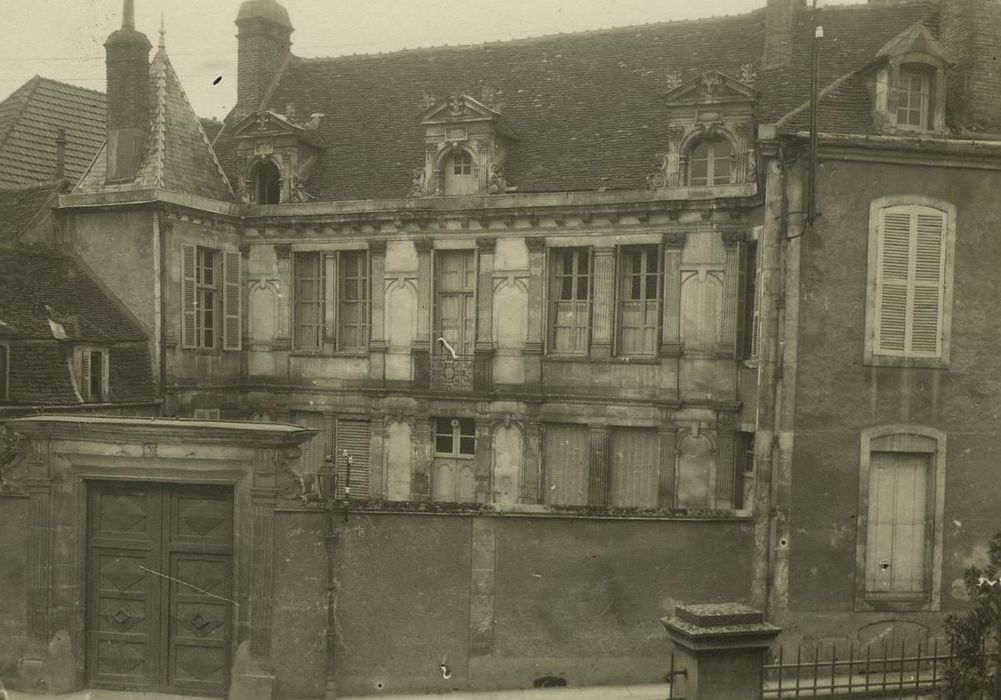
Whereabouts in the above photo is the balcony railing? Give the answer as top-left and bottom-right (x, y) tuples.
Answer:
(412, 350), (492, 392)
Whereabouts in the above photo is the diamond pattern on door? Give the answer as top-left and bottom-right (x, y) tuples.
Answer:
(87, 481), (233, 694)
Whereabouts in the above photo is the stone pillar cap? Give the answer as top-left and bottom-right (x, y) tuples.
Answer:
(662, 603), (781, 651)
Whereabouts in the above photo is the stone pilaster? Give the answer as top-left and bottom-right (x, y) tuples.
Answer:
(368, 240), (387, 382)
(661, 232), (686, 356)
(590, 245), (616, 359)
(587, 425), (611, 507)
(410, 417), (432, 501)
(415, 239), (433, 347)
(475, 238), (496, 353)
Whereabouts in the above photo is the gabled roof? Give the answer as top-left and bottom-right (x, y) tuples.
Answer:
(876, 21), (952, 62)
(0, 179), (67, 244)
(212, 1), (937, 201)
(75, 45), (235, 201)
(0, 77), (106, 187)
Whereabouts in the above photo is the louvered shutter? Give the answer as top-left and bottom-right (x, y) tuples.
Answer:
(80, 350), (91, 401)
(543, 424), (589, 506)
(912, 212), (946, 355)
(734, 242), (749, 360)
(610, 428), (659, 508)
(336, 419), (370, 500)
(222, 250), (242, 351)
(181, 245), (197, 349)
(875, 210), (911, 354)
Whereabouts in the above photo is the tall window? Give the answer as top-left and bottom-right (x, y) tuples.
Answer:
(435, 250), (476, 357)
(252, 160), (281, 204)
(858, 427), (945, 608)
(432, 417), (476, 503)
(442, 150), (478, 196)
(741, 238), (763, 360)
(0, 342), (8, 401)
(549, 248), (591, 354)
(181, 245), (242, 351)
(78, 347), (108, 402)
(688, 138), (733, 186)
(866, 199), (954, 366)
(617, 246), (660, 356)
(292, 251), (370, 351)
(895, 68), (931, 129)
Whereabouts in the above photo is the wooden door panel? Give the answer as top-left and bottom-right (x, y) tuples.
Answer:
(167, 554), (232, 691)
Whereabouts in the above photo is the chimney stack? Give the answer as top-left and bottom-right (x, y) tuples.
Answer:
(55, 128), (67, 180)
(235, 0), (293, 119)
(763, 0), (805, 69)
(939, 0), (1001, 132)
(104, 0), (151, 182)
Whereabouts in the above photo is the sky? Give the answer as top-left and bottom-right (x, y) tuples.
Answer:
(0, 0), (858, 120)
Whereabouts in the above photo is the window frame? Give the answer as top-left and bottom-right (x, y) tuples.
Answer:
(76, 345), (110, 403)
(251, 158), (282, 205)
(195, 246), (218, 350)
(864, 196), (956, 368)
(855, 425), (946, 612)
(292, 249), (370, 353)
(547, 246), (593, 356)
(433, 417), (476, 458)
(615, 244), (662, 357)
(687, 137), (734, 187)
(894, 67), (932, 129)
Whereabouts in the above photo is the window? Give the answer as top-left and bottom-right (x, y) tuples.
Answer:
(435, 250), (476, 357)
(181, 245), (242, 351)
(293, 250), (370, 351)
(857, 426), (945, 609)
(434, 417), (476, 457)
(865, 199), (955, 366)
(610, 428), (659, 508)
(617, 246), (660, 356)
(77, 347), (108, 402)
(688, 138), (733, 186)
(442, 149), (478, 196)
(543, 423), (589, 506)
(251, 159), (281, 204)
(0, 342), (8, 401)
(740, 237), (763, 360)
(549, 248), (591, 354)
(895, 68), (931, 129)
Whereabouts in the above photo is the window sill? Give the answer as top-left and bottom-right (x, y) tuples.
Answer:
(863, 354), (948, 370)
(432, 453), (476, 460)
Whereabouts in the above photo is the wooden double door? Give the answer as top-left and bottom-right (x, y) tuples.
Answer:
(86, 481), (234, 695)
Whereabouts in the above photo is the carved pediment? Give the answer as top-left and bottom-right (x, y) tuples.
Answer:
(420, 93), (503, 124)
(664, 71), (759, 105)
(876, 23), (954, 65)
(233, 110), (305, 139)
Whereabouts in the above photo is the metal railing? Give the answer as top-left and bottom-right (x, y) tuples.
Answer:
(762, 638), (998, 699)
(412, 350), (491, 392)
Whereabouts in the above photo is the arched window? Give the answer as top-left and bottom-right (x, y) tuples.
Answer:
(442, 149), (478, 195)
(687, 138), (733, 186)
(251, 159), (281, 204)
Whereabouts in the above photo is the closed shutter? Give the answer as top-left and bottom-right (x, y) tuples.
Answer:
(875, 207), (946, 357)
(610, 428), (659, 508)
(336, 419), (370, 500)
(543, 424), (589, 506)
(181, 244), (197, 349)
(80, 350), (91, 401)
(222, 250), (242, 351)
(865, 451), (929, 596)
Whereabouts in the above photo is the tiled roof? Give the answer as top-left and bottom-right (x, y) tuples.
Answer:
(0, 247), (156, 407)
(0, 77), (106, 188)
(212, 2), (935, 201)
(75, 47), (234, 201)
(0, 179), (66, 244)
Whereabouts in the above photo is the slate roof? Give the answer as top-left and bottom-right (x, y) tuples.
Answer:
(0, 180), (66, 244)
(212, 1), (937, 201)
(0, 247), (155, 406)
(75, 45), (235, 201)
(0, 77), (106, 188)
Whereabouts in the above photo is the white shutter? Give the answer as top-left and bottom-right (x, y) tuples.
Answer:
(337, 419), (370, 500)
(222, 250), (242, 351)
(875, 211), (912, 354)
(181, 245), (197, 349)
(911, 212), (946, 355)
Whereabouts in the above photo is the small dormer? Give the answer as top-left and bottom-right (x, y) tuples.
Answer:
(231, 109), (326, 204)
(648, 71), (758, 190)
(413, 93), (517, 197)
(872, 23), (952, 135)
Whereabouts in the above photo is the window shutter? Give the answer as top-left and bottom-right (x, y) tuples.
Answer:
(911, 212), (946, 355)
(875, 211), (911, 354)
(80, 350), (91, 401)
(222, 250), (242, 351)
(336, 419), (370, 500)
(543, 424), (589, 506)
(734, 241), (749, 360)
(750, 238), (763, 358)
(181, 244), (197, 349)
(610, 428), (659, 508)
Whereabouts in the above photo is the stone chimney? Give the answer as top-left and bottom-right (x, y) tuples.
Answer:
(236, 0), (293, 118)
(939, 0), (1001, 132)
(763, 0), (805, 69)
(104, 0), (151, 182)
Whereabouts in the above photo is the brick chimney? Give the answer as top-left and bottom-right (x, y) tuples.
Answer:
(763, 0), (805, 69)
(939, 0), (1001, 132)
(235, 0), (293, 118)
(104, 0), (151, 182)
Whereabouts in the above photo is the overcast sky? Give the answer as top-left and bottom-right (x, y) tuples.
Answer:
(1, 0), (857, 120)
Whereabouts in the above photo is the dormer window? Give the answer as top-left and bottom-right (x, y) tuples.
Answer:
(895, 68), (931, 129)
(76, 346), (109, 402)
(688, 137), (733, 186)
(251, 159), (281, 204)
(443, 148), (478, 196)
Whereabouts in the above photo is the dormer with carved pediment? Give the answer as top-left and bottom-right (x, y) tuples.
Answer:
(414, 93), (517, 197)
(647, 71), (758, 192)
(870, 23), (952, 136)
(232, 109), (327, 204)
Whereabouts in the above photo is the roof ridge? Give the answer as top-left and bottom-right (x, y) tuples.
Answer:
(33, 76), (106, 98)
(149, 49), (170, 190)
(293, 7), (766, 64)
